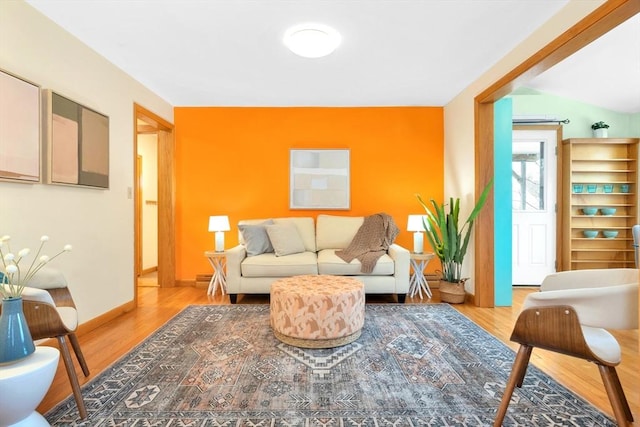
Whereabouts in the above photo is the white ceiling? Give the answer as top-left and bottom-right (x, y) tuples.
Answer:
(526, 12), (640, 114)
(24, 1), (640, 112)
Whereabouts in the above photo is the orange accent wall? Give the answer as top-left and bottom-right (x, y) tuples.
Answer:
(174, 107), (444, 281)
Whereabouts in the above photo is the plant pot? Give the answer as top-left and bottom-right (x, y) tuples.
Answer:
(439, 280), (466, 304)
(0, 297), (36, 365)
(593, 128), (608, 138)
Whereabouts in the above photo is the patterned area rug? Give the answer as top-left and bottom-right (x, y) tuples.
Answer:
(45, 304), (615, 426)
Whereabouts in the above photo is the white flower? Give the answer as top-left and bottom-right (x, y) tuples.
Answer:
(64, 244), (73, 251)
(0, 235), (72, 299)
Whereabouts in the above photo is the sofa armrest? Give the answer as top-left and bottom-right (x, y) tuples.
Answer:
(226, 245), (246, 292)
(388, 243), (410, 293)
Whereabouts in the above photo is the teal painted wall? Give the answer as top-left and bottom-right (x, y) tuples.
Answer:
(512, 90), (640, 138)
(494, 98), (513, 306)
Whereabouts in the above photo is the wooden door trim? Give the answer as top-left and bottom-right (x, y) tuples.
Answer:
(134, 104), (175, 304)
(473, 0), (639, 307)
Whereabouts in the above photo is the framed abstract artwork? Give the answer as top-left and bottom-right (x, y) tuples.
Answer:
(44, 90), (109, 188)
(0, 69), (41, 183)
(289, 149), (350, 210)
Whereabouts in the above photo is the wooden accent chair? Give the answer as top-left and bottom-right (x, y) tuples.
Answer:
(494, 268), (638, 427)
(20, 268), (90, 419)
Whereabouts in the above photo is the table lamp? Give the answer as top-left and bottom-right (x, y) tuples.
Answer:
(407, 214), (427, 254)
(208, 215), (230, 252)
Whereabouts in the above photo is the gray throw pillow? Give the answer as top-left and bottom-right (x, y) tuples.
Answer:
(239, 220), (274, 256)
(265, 222), (306, 256)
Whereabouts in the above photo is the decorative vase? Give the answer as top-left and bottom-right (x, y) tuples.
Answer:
(593, 128), (608, 138)
(0, 297), (36, 365)
(439, 280), (467, 304)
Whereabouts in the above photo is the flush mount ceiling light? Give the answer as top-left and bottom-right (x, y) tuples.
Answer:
(283, 23), (341, 58)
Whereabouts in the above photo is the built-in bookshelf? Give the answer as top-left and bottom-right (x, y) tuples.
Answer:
(561, 138), (639, 270)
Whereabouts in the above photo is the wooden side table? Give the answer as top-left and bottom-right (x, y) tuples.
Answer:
(409, 252), (435, 299)
(204, 250), (227, 296)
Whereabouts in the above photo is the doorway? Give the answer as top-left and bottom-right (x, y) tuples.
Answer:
(133, 104), (175, 303)
(473, 2), (638, 307)
(511, 128), (558, 285)
(136, 140), (159, 287)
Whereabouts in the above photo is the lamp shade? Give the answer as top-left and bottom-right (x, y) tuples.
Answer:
(208, 215), (230, 232)
(407, 215), (427, 232)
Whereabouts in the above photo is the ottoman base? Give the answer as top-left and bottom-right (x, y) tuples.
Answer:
(274, 329), (362, 349)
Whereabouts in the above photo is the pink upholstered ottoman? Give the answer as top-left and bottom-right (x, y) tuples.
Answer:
(270, 275), (365, 348)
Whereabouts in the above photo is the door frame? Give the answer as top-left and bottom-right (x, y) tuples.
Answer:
(133, 104), (175, 305)
(511, 125), (562, 284)
(473, 0), (639, 307)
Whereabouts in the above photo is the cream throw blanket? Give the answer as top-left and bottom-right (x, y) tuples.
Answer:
(335, 213), (399, 273)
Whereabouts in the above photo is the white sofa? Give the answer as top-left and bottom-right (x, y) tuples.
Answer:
(226, 215), (410, 303)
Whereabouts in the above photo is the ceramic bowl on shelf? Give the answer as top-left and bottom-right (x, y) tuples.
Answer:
(583, 230), (598, 238)
(600, 207), (616, 216)
(603, 230), (618, 238)
(582, 207), (598, 215)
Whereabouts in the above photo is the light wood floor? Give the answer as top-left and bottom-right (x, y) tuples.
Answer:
(39, 286), (639, 424)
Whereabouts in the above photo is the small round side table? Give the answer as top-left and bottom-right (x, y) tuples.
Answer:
(204, 250), (227, 296)
(0, 346), (60, 427)
(409, 252), (435, 299)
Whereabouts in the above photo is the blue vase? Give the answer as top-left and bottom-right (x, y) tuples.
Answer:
(0, 297), (36, 364)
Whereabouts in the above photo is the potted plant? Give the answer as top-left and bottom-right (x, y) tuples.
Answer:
(0, 235), (72, 364)
(416, 180), (492, 303)
(591, 121), (609, 138)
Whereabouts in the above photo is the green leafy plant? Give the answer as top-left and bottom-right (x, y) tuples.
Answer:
(416, 179), (493, 283)
(591, 121), (609, 130)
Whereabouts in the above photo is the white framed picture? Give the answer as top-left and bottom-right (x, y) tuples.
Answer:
(0, 69), (41, 183)
(289, 149), (350, 210)
(43, 90), (110, 189)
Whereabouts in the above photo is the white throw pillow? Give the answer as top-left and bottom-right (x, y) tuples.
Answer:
(316, 214), (364, 250)
(239, 220), (274, 256)
(266, 222), (306, 256)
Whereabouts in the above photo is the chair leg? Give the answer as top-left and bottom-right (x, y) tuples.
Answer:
(607, 366), (634, 422)
(57, 335), (87, 419)
(68, 333), (90, 377)
(598, 364), (633, 425)
(494, 345), (533, 427)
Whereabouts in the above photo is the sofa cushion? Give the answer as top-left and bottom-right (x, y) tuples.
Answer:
(316, 214), (364, 251)
(240, 217), (316, 252)
(317, 249), (395, 276)
(241, 252), (318, 277)
(273, 217), (316, 252)
(238, 220), (274, 256)
(266, 222), (306, 256)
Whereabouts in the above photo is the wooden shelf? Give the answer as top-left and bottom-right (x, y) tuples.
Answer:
(571, 260), (634, 264)
(571, 248), (634, 252)
(561, 138), (639, 271)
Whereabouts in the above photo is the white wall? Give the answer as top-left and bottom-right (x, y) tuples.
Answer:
(443, 0), (605, 294)
(0, 1), (173, 322)
(137, 134), (159, 271)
